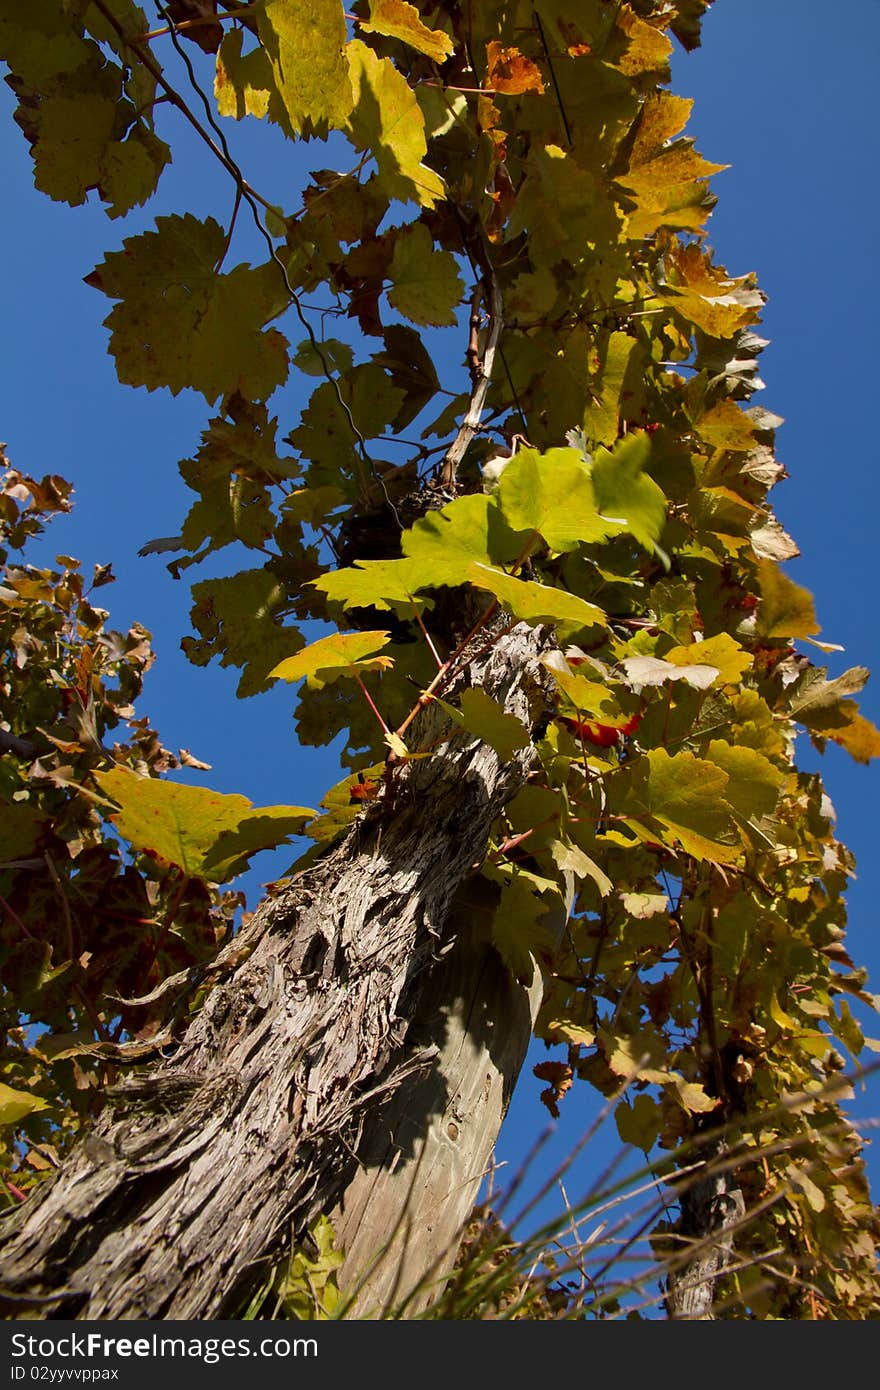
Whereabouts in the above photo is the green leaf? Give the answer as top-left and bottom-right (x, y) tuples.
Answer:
(550, 838), (613, 897)
(469, 564), (605, 639)
(87, 215), (290, 403)
(0, 801), (47, 861)
(619, 748), (738, 864)
(345, 40), (445, 208)
(184, 568), (304, 697)
(401, 492), (522, 580)
(269, 630), (394, 689)
(362, 0), (453, 59)
(615, 1094), (662, 1150)
(490, 870), (558, 986)
(94, 768), (314, 881)
(495, 447), (611, 551)
(583, 331), (641, 446)
(28, 68), (170, 218)
(292, 338), (354, 378)
(257, 0), (352, 136)
(448, 687), (531, 761)
(755, 560), (820, 639)
(591, 434), (667, 549)
(387, 223), (463, 328)
(0, 1081), (49, 1127)
(313, 557), (430, 616)
(705, 740), (783, 819)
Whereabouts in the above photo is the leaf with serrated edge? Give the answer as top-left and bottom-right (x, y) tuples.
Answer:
(387, 223), (464, 327)
(270, 630), (393, 689)
(257, 0), (352, 135)
(469, 564), (605, 639)
(361, 0), (453, 61)
(346, 41), (445, 208)
(95, 768), (314, 882)
(495, 447), (611, 551)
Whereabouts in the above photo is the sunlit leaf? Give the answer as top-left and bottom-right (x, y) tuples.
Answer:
(269, 630), (394, 689)
(95, 768), (314, 881)
(361, 0), (453, 61)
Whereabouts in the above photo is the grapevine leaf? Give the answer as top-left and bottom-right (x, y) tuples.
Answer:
(617, 5), (673, 77)
(86, 215), (290, 403)
(269, 630), (394, 689)
(619, 654), (718, 690)
(452, 688), (531, 761)
(755, 560), (820, 639)
(27, 66), (170, 218)
(660, 244), (764, 338)
(313, 558), (430, 616)
(583, 331), (641, 446)
(0, 801), (48, 861)
(361, 0), (453, 61)
(485, 42), (545, 95)
(214, 28), (275, 121)
(618, 747), (738, 864)
(387, 223), (464, 328)
(616, 1094), (662, 1150)
(257, 0), (352, 136)
(469, 563), (605, 639)
(622, 92), (725, 238)
(345, 40), (445, 208)
(705, 740), (783, 819)
(184, 569), (304, 697)
(401, 493), (523, 579)
(495, 447), (610, 551)
(0, 1083), (49, 1127)
(591, 434), (667, 549)
(95, 768), (314, 881)
(490, 870), (558, 986)
(664, 633), (751, 687)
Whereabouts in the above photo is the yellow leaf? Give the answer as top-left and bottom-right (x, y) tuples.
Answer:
(616, 5), (673, 76)
(362, 0), (453, 61)
(0, 1082), (49, 1127)
(257, 0), (352, 135)
(346, 40), (445, 208)
(695, 399), (759, 452)
(270, 630), (394, 688)
(665, 632), (751, 687)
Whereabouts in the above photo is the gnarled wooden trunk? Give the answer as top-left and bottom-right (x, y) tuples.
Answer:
(0, 623), (555, 1319)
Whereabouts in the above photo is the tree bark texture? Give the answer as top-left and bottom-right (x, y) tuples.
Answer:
(0, 621), (556, 1319)
(664, 1140), (746, 1320)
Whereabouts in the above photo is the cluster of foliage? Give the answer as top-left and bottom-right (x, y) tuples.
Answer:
(2, 0), (880, 1316)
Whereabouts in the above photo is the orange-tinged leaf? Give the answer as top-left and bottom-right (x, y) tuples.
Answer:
(486, 41), (545, 96)
(825, 713), (880, 764)
(534, 1060), (572, 1117)
(95, 768), (315, 882)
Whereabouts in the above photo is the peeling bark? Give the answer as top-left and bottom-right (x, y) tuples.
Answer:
(0, 622), (556, 1320)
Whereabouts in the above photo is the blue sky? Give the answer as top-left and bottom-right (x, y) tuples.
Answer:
(3, 0), (879, 1281)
